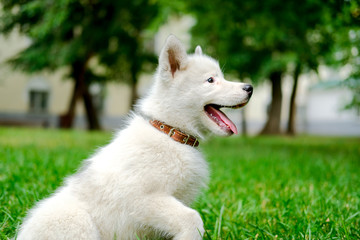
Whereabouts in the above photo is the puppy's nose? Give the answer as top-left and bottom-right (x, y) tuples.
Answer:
(243, 84), (253, 94)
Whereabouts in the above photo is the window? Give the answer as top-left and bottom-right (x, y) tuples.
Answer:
(29, 90), (49, 113)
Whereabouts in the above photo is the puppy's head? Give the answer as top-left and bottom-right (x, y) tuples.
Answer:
(140, 35), (253, 138)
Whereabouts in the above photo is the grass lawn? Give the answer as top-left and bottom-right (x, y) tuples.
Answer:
(0, 127), (359, 239)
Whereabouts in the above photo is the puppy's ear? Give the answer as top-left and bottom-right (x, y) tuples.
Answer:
(159, 35), (188, 79)
(195, 46), (203, 55)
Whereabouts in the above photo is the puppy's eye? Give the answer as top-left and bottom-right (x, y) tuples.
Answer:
(207, 77), (214, 83)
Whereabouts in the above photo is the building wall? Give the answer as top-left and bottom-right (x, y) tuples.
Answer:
(0, 30), (30, 113)
(0, 29), (131, 128)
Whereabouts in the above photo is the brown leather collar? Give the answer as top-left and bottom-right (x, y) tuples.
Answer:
(150, 120), (199, 147)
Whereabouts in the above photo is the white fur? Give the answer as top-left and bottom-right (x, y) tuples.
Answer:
(17, 35), (251, 240)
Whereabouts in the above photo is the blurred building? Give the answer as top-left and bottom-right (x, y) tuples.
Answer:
(0, 28), (132, 129)
(0, 16), (359, 135)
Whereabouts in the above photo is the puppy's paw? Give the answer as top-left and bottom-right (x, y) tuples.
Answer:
(174, 210), (204, 240)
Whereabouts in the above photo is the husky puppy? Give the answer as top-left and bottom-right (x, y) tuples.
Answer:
(17, 35), (253, 240)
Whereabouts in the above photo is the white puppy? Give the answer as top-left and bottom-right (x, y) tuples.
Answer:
(17, 35), (253, 240)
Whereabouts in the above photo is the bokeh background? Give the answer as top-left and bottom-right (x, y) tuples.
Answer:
(0, 0), (359, 136)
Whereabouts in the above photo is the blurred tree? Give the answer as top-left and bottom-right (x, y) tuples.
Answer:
(189, 0), (351, 135)
(327, 0), (360, 114)
(0, 0), (159, 130)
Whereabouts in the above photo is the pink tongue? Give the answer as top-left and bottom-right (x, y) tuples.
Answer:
(206, 105), (238, 134)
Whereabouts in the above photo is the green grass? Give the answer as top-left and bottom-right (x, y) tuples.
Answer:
(1, 127), (359, 239)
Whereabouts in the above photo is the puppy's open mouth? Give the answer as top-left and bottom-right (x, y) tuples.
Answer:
(204, 103), (248, 135)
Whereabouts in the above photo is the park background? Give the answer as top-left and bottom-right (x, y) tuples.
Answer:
(0, 0), (359, 239)
(0, 0), (359, 135)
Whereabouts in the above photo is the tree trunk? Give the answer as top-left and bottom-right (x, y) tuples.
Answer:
(260, 71), (283, 135)
(60, 57), (101, 130)
(286, 63), (301, 135)
(129, 81), (138, 110)
(241, 108), (248, 136)
(59, 60), (87, 129)
(83, 84), (101, 130)
(129, 60), (139, 110)
(59, 79), (82, 128)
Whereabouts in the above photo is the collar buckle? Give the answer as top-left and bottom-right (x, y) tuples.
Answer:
(183, 134), (190, 144)
(168, 128), (175, 137)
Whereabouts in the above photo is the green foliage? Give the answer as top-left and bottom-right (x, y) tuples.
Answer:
(0, 0), (166, 128)
(1, 127), (359, 239)
(188, 0), (341, 82)
(313, 0), (360, 112)
(0, 0), (160, 83)
(335, 1), (360, 111)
